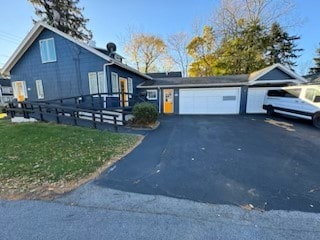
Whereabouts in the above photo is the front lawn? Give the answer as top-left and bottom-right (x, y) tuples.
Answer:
(0, 120), (141, 199)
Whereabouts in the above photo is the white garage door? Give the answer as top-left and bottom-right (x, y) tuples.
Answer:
(179, 88), (241, 114)
(246, 87), (278, 113)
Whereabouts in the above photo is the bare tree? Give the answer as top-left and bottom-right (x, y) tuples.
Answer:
(167, 32), (191, 77)
(124, 33), (167, 73)
(212, 0), (300, 39)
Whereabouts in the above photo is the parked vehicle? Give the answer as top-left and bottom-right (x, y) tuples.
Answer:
(263, 85), (320, 128)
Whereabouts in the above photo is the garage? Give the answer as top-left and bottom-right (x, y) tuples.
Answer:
(246, 87), (278, 113)
(179, 88), (241, 114)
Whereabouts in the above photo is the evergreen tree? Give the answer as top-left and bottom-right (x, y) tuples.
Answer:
(266, 23), (302, 70)
(28, 0), (92, 42)
(309, 45), (320, 74)
(217, 20), (268, 74)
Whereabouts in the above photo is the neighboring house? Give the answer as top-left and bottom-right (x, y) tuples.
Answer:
(304, 73), (320, 84)
(0, 78), (13, 106)
(138, 64), (307, 114)
(313, 77), (320, 84)
(0, 22), (151, 106)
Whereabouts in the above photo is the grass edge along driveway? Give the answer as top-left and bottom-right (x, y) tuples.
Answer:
(0, 120), (142, 200)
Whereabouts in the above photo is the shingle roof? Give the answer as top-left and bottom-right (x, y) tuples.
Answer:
(139, 74), (249, 88)
(147, 72), (182, 78)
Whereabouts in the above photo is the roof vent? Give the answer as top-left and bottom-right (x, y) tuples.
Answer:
(106, 42), (117, 55)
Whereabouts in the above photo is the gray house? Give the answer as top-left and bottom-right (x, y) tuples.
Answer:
(0, 78), (13, 106)
(138, 64), (307, 114)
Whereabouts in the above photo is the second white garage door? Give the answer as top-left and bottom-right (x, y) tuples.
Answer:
(179, 88), (241, 114)
(246, 87), (278, 113)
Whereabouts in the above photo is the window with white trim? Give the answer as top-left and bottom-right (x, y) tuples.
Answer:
(146, 90), (158, 100)
(111, 72), (119, 95)
(88, 72), (98, 94)
(35, 80), (44, 99)
(88, 71), (106, 94)
(39, 38), (57, 63)
(128, 77), (133, 98)
(97, 71), (106, 93)
(1, 86), (13, 95)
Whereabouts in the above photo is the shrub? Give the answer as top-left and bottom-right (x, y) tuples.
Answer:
(132, 102), (158, 124)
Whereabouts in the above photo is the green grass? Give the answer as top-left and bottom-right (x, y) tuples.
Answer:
(0, 120), (139, 187)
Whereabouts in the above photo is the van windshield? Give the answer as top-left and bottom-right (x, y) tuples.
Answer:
(305, 88), (320, 102)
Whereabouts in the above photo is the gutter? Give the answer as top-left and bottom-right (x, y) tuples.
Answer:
(136, 82), (246, 89)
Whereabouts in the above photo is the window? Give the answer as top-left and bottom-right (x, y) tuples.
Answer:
(285, 88), (301, 98)
(268, 89), (301, 98)
(111, 72), (119, 95)
(146, 90), (158, 100)
(267, 90), (284, 97)
(305, 88), (320, 102)
(88, 71), (106, 94)
(35, 80), (44, 99)
(39, 38), (57, 63)
(98, 71), (106, 93)
(1, 86), (13, 95)
(88, 72), (98, 94)
(128, 77), (133, 98)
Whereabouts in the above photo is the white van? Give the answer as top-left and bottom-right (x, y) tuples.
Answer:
(263, 85), (320, 128)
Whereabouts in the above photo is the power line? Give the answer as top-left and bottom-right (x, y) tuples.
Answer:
(0, 30), (23, 41)
(0, 35), (20, 44)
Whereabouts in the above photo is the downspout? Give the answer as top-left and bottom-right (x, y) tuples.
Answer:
(104, 61), (115, 93)
(103, 61), (114, 108)
(158, 87), (161, 114)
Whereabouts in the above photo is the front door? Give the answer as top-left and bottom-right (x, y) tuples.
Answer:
(119, 77), (129, 107)
(13, 81), (28, 102)
(163, 89), (174, 113)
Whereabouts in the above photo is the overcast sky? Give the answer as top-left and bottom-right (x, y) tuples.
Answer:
(0, 0), (319, 75)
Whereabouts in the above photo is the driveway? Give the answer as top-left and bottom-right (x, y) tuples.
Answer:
(95, 115), (320, 213)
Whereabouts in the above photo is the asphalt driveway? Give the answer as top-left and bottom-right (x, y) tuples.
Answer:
(95, 115), (320, 213)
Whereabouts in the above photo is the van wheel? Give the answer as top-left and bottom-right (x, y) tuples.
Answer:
(313, 113), (320, 129)
(266, 106), (274, 116)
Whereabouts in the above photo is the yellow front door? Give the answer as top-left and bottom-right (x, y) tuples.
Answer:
(14, 81), (27, 102)
(163, 89), (174, 113)
(119, 77), (129, 107)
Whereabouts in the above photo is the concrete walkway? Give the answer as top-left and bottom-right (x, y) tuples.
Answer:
(1, 183), (320, 240)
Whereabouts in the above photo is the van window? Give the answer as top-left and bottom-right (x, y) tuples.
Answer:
(267, 89), (301, 98)
(267, 90), (285, 97)
(305, 88), (320, 102)
(284, 88), (301, 98)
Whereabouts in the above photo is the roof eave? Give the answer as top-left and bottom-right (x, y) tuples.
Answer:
(248, 79), (304, 86)
(1, 22), (44, 75)
(136, 82), (246, 89)
(1, 22), (152, 80)
(249, 63), (307, 83)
